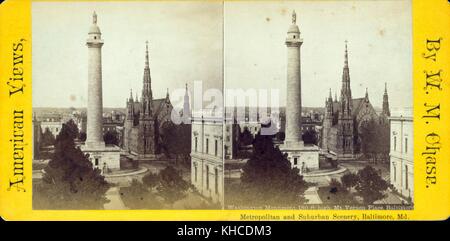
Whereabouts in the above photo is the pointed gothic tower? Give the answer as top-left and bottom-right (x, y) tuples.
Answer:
(141, 41), (153, 118)
(138, 41), (156, 155)
(382, 83), (390, 117)
(127, 89), (135, 120)
(340, 41), (353, 117)
(123, 89), (135, 150)
(183, 83), (191, 121)
(337, 41), (354, 158)
(322, 88), (334, 150)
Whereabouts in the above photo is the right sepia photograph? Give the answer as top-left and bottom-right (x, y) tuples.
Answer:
(223, 0), (413, 210)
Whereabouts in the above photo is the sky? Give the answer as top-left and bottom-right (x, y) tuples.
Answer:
(32, 1), (223, 108)
(224, 0), (412, 109)
(32, 0), (412, 110)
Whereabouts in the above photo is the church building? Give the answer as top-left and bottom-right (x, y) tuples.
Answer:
(321, 42), (390, 160)
(123, 42), (189, 159)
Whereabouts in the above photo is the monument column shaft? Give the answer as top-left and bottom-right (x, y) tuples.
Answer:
(86, 43), (105, 148)
(285, 44), (302, 143)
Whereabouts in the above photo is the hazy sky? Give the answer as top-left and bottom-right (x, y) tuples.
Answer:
(33, 0), (412, 110)
(32, 1), (223, 108)
(225, 0), (412, 109)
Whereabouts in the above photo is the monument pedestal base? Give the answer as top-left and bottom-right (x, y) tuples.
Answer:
(81, 144), (121, 174)
(279, 141), (320, 174)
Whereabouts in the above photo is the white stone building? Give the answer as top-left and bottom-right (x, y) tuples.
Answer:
(389, 108), (413, 201)
(190, 111), (224, 205)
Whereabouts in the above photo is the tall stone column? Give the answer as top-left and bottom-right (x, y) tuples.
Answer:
(85, 11), (105, 149)
(284, 10), (303, 146)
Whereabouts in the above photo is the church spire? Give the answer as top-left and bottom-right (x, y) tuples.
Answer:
(127, 88), (135, 120)
(340, 40), (352, 117)
(145, 40), (149, 69)
(365, 88), (369, 99)
(382, 82), (390, 116)
(344, 40), (349, 67)
(183, 83), (191, 120)
(141, 41), (153, 117)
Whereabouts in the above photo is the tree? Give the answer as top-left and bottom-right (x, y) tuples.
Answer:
(341, 172), (359, 191)
(140, 166), (191, 207)
(319, 178), (355, 204)
(275, 131), (285, 142)
(302, 129), (318, 145)
(64, 119), (79, 140)
(157, 166), (191, 206)
(40, 128), (55, 147)
(359, 119), (378, 162)
(160, 122), (191, 166)
(377, 120), (390, 162)
(142, 172), (159, 190)
(119, 179), (161, 209)
(354, 166), (389, 204)
(33, 122), (110, 209)
(79, 132), (87, 142)
(103, 130), (119, 145)
(239, 127), (254, 146)
(359, 118), (390, 163)
(238, 133), (309, 206)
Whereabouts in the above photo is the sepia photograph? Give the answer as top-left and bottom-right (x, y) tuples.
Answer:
(32, 1), (224, 210)
(223, 0), (413, 210)
(31, 0), (413, 211)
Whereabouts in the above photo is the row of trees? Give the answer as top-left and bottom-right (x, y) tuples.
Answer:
(39, 119), (121, 148)
(238, 127), (319, 147)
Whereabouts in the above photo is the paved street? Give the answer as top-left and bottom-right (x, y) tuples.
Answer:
(304, 187), (322, 204)
(104, 187), (127, 210)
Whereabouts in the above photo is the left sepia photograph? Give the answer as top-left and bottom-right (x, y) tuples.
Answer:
(31, 1), (224, 210)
